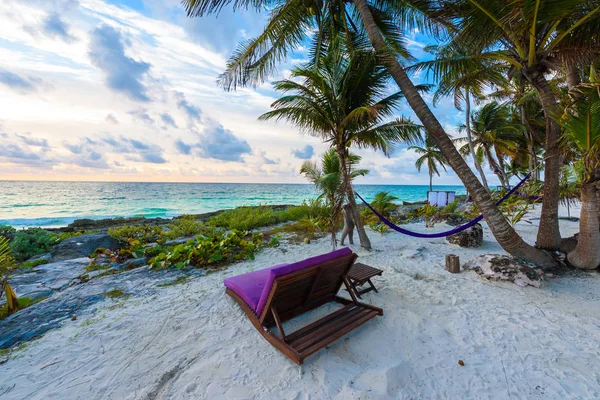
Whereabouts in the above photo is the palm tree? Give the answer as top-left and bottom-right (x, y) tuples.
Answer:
(260, 44), (422, 249)
(429, 0), (600, 250)
(370, 192), (398, 218)
(409, 137), (448, 191)
(560, 69), (600, 269)
(182, 0), (560, 267)
(300, 148), (368, 210)
(457, 102), (526, 188)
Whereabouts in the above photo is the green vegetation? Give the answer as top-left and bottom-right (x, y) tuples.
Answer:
(149, 229), (262, 270)
(157, 276), (189, 287)
(104, 289), (127, 299)
(9, 228), (56, 262)
(19, 258), (49, 269)
(206, 204), (312, 231)
(0, 226), (16, 241)
(1, 236), (19, 316)
(0, 296), (46, 321)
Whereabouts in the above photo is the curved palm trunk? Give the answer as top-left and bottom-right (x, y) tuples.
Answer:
(353, 0), (556, 266)
(485, 148), (507, 188)
(567, 183), (600, 269)
(465, 91), (489, 192)
(337, 147), (371, 250)
(528, 73), (562, 250)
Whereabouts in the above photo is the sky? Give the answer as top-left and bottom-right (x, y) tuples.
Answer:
(0, 0), (502, 185)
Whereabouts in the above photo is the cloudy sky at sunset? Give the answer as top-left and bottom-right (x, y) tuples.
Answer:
(0, 0), (495, 184)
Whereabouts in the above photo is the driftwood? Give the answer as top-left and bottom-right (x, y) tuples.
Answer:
(445, 255), (460, 273)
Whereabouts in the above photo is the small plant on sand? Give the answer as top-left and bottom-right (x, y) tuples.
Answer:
(163, 215), (205, 239)
(417, 204), (439, 228)
(499, 196), (532, 226)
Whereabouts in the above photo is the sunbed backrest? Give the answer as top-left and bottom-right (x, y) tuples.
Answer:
(259, 252), (357, 325)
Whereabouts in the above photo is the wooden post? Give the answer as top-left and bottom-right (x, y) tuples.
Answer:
(446, 254), (460, 273)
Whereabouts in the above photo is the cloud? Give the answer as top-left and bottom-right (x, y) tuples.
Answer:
(174, 139), (192, 155)
(43, 13), (76, 42)
(16, 134), (50, 148)
(161, 113), (178, 128)
(105, 113), (119, 124)
(101, 135), (167, 164)
(128, 109), (155, 126)
(88, 25), (152, 102)
(0, 134), (55, 167)
(175, 92), (201, 123)
(140, 152), (167, 164)
(0, 69), (43, 94)
(196, 123), (251, 162)
(291, 145), (314, 159)
(62, 138), (110, 169)
(258, 151), (278, 165)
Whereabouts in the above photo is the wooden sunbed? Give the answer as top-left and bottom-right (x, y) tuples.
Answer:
(224, 248), (383, 365)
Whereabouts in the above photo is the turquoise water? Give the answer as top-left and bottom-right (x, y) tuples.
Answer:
(0, 181), (465, 228)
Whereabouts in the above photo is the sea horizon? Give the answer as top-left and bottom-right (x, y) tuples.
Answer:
(0, 180), (466, 228)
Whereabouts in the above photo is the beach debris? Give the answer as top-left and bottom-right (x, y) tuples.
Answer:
(463, 254), (544, 288)
(446, 223), (483, 248)
(458, 360), (465, 366)
(50, 234), (119, 262)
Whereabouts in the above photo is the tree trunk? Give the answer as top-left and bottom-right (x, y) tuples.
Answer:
(528, 72), (562, 250)
(429, 169), (433, 192)
(465, 91), (489, 192)
(520, 103), (537, 178)
(567, 183), (600, 269)
(485, 148), (507, 188)
(353, 0), (557, 266)
(337, 147), (371, 250)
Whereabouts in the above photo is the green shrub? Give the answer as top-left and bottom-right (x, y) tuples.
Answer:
(149, 229), (262, 270)
(51, 231), (86, 242)
(0, 226), (16, 241)
(163, 215), (205, 239)
(20, 258), (49, 269)
(442, 200), (459, 214)
(208, 206), (279, 231)
(108, 225), (164, 251)
(10, 229), (57, 261)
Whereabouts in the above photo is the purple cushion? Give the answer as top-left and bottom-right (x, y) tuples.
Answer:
(254, 247), (352, 316)
(224, 264), (289, 312)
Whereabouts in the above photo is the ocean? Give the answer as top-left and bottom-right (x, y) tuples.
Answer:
(0, 181), (466, 228)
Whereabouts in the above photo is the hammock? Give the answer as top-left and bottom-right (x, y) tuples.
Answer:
(355, 173), (532, 239)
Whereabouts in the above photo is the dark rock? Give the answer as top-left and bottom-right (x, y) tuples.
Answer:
(125, 257), (148, 269)
(164, 237), (191, 246)
(559, 234), (578, 253)
(50, 234), (120, 262)
(0, 267), (202, 349)
(9, 258), (91, 297)
(446, 223), (483, 248)
(27, 253), (52, 264)
(463, 254), (543, 288)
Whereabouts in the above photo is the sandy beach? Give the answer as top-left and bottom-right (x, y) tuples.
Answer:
(1, 203), (599, 400)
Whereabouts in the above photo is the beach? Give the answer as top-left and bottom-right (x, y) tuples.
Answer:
(1, 202), (599, 400)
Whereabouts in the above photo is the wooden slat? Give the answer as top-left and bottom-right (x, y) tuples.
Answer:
(284, 304), (354, 343)
(298, 310), (379, 359)
(291, 308), (370, 352)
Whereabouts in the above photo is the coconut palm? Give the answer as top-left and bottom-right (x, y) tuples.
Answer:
(260, 44), (423, 249)
(370, 192), (399, 218)
(300, 148), (368, 210)
(429, 0), (600, 250)
(457, 102), (526, 188)
(409, 137), (448, 191)
(182, 0), (561, 266)
(560, 68), (600, 269)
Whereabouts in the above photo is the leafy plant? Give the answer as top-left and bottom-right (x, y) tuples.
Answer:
(418, 204), (439, 228)
(163, 215), (205, 239)
(10, 228), (57, 262)
(442, 200), (459, 214)
(149, 229), (262, 270)
(0, 236), (19, 316)
(0, 226), (16, 241)
(499, 197), (532, 226)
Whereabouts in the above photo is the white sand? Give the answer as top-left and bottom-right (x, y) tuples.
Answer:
(1, 204), (600, 399)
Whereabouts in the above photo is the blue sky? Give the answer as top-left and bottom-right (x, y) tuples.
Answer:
(0, 0), (500, 185)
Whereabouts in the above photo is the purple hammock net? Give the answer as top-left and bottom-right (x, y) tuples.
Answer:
(355, 173), (532, 239)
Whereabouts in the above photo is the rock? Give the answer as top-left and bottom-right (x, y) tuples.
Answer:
(463, 254), (544, 288)
(9, 258), (91, 296)
(164, 237), (191, 246)
(446, 223), (483, 248)
(430, 213), (469, 227)
(124, 257), (148, 269)
(50, 234), (120, 262)
(27, 252), (52, 264)
(0, 266), (203, 349)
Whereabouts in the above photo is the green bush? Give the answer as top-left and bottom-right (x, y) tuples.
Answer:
(10, 229), (57, 261)
(108, 225), (164, 251)
(163, 215), (205, 239)
(208, 206), (279, 231)
(0, 226), (16, 241)
(442, 199), (459, 214)
(149, 229), (262, 270)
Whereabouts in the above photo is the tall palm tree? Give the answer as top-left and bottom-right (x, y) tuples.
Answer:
(428, 0), (600, 250)
(457, 102), (526, 187)
(182, 0), (560, 266)
(260, 44), (422, 249)
(560, 68), (600, 269)
(409, 137), (448, 191)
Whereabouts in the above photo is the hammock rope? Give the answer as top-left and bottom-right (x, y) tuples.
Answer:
(355, 173), (532, 239)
